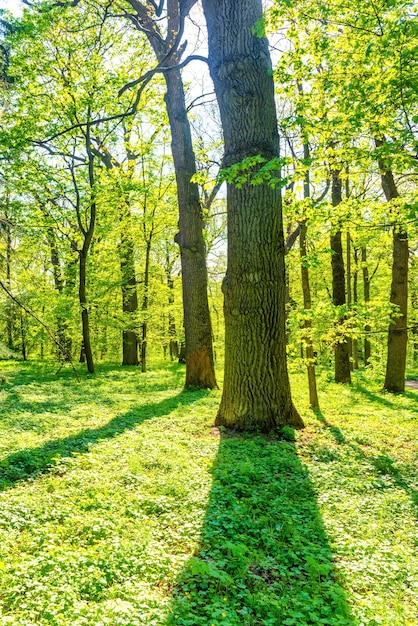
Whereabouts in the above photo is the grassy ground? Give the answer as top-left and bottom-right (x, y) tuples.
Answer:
(0, 360), (416, 626)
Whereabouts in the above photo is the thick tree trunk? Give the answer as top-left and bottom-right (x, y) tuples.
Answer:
(361, 247), (371, 365)
(330, 170), (351, 383)
(203, 0), (302, 431)
(376, 140), (408, 392)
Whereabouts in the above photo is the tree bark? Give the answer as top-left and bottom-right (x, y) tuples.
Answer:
(361, 246), (371, 365)
(126, 0), (217, 389)
(330, 170), (351, 383)
(202, 0), (303, 431)
(376, 139), (408, 392)
(164, 68), (217, 389)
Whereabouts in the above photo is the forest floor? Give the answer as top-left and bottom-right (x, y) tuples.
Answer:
(0, 359), (416, 626)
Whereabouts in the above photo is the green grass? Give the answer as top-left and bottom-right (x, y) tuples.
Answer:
(0, 360), (416, 625)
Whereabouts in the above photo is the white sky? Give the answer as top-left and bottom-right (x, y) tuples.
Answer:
(0, 0), (22, 15)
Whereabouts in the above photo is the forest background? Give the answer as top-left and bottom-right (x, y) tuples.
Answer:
(0, 1), (417, 625)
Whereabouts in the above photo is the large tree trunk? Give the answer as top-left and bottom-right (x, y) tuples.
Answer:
(202, 0), (303, 431)
(376, 140), (408, 392)
(330, 170), (351, 383)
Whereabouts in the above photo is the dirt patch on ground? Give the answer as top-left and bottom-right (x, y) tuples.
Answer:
(405, 380), (418, 390)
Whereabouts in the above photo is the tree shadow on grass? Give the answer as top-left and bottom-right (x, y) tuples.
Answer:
(0, 389), (207, 492)
(313, 410), (418, 518)
(350, 383), (417, 408)
(167, 432), (355, 626)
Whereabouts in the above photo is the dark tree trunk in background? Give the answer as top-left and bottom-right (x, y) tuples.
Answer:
(376, 139), (408, 392)
(166, 250), (179, 360)
(5, 216), (13, 350)
(361, 247), (371, 365)
(79, 249), (94, 373)
(203, 0), (303, 431)
(352, 246), (359, 369)
(346, 230), (353, 370)
(300, 221), (320, 409)
(126, 0), (217, 389)
(45, 224), (72, 361)
(330, 170), (351, 383)
(140, 239), (151, 373)
(119, 200), (139, 366)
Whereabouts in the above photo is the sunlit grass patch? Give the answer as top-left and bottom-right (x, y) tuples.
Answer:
(0, 360), (416, 625)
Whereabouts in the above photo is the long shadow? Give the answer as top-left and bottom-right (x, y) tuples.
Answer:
(351, 383), (417, 408)
(0, 389), (206, 491)
(313, 410), (418, 517)
(167, 432), (355, 626)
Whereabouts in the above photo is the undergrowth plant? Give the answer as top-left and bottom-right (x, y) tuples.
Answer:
(0, 360), (416, 625)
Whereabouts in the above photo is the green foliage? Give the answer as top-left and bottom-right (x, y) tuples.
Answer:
(0, 361), (416, 625)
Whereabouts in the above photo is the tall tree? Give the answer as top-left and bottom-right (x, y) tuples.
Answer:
(202, 0), (303, 431)
(123, 0), (217, 389)
(376, 138), (409, 392)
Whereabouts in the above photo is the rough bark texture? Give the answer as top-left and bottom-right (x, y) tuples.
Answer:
(203, 0), (303, 431)
(376, 144), (409, 393)
(330, 171), (351, 383)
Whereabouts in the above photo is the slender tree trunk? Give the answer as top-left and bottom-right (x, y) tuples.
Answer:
(203, 0), (303, 431)
(79, 250), (94, 373)
(352, 246), (359, 369)
(164, 69), (217, 389)
(300, 221), (320, 409)
(330, 170), (351, 383)
(125, 0), (217, 388)
(299, 140), (319, 409)
(5, 219), (13, 350)
(376, 139), (408, 392)
(166, 251), (179, 360)
(119, 200), (139, 366)
(361, 247), (371, 365)
(20, 309), (27, 360)
(45, 225), (72, 361)
(346, 230), (353, 370)
(140, 239), (151, 373)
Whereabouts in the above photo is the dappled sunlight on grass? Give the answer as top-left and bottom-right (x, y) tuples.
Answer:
(0, 361), (416, 625)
